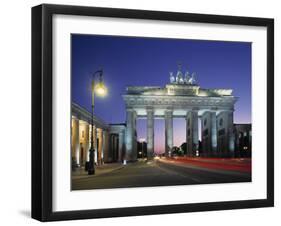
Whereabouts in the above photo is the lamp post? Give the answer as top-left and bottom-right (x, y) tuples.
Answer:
(88, 69), (107, 175)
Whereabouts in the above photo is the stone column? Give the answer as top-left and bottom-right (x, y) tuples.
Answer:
(210, 111), (218, 155)
(217, 110), (234, 157)
(147, 108), (154, 160)
(96, 128), (100, 165)
(98, 129), (103, 165)
(84, 123), (90, 162)
(118, 131), (124, 162)
(192, 110), (199, 155)
(125, 109), (136, 161)
(201, 111), (210, 156)
(72, 117), (79, 166)
(110, 134), (115, 161)
(101, 129), (105, 164)
(102, 130), (109, 163)
(132, 115), (137, 161)
(94, 126), (98, 164)
(186, 111), (192, 156)
(165, 109), (173, 157)
(228, 111), (235, 157)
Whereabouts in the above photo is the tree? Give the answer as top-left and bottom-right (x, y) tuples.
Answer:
(171, 146), (185, 156)
(180, 142), (187, 155)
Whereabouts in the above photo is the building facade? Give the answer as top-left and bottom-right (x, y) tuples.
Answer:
(71, 103), (125, 168)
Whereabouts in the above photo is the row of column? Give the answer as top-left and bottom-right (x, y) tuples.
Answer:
(125, 108), (235, 160)
(72, 117), (107, 167)
(187, 110), (235, 157)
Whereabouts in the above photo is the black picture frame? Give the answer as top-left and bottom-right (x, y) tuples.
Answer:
(32, 4), (274, 222)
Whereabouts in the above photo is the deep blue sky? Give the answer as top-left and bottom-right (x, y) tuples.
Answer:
(72, 34), (251, 153)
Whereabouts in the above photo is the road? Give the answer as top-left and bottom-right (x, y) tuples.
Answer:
(72, 159), (251, 190)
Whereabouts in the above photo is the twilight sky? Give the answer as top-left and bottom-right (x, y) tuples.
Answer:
(72, 34), (252, 153)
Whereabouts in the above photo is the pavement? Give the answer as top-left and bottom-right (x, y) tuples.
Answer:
(71, 158), (251, 190)
(72, 162), (124, 179)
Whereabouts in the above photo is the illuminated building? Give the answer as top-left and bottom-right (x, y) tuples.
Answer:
(123, 65), (238, 160)
(71, 103), (125, 167)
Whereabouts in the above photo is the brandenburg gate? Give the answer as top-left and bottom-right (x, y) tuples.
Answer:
(123, 66), (238, 161)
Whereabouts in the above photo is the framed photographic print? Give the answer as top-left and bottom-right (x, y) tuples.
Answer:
(32, 4), (274, 221)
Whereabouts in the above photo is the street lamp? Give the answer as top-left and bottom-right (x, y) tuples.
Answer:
(88, 69), (107, 175)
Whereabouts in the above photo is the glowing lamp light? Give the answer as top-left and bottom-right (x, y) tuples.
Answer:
(95, 82), (107, 97)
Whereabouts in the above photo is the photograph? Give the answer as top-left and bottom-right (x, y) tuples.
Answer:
(70, 34), (252, 190)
